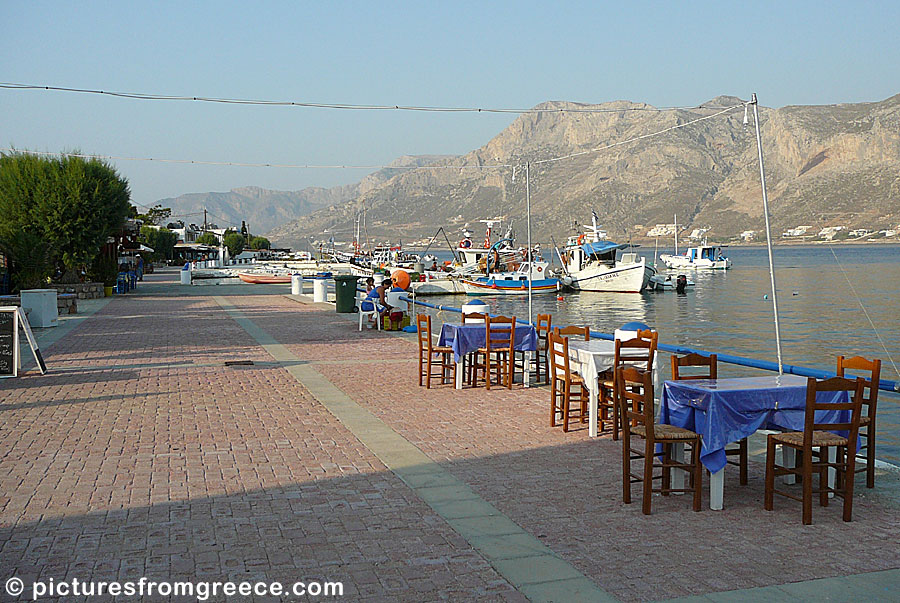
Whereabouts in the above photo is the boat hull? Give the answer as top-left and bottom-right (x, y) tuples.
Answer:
(562, 262), (653, 293)
(659, 254), (731, 270)
(461, 278), (561, 295)
(238, 273), (292, 284)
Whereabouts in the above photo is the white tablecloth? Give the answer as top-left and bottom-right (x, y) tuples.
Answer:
(566, 339), (659, 437)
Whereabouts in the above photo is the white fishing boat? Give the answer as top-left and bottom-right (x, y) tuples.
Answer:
(557, 213), (655, 293)
(658, 214), (731, 270)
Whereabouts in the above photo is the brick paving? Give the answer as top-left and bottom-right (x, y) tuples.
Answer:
(2, 269), (899, 601)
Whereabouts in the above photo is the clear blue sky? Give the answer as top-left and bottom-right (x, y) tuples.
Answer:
(3, 1), (898, 216)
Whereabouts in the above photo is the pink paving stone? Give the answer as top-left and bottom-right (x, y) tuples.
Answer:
(0, 272), (517, 600)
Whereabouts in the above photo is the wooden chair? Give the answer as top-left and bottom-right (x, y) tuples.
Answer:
(416, 314), (455, 388)
(602, 332), (658, 440)
(471, 315), (516, 390)
(617, 366), (703, 514)
(836, 355), (881, 488)
(535, 314), (553, 385)
(553, 325), (590, 341)
(548, 331), (589, 432)
(671, 353), (749, 485)
(764, 376), (865, 524)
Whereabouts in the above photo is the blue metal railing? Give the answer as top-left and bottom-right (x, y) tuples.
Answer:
(398, 294), (900, 395)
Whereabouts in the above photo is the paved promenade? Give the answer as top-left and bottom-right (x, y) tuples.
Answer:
(1, 269), (899, 601)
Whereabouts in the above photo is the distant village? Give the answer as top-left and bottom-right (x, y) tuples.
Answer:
(643, 222), (900, 243)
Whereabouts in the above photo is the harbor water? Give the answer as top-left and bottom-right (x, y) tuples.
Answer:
(426, 244), (900, 465)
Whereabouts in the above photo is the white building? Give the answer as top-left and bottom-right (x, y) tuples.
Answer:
(782, 226), (812, 237)
(688, 228), (709, 240)
(817, 226), (845, 240)
(740, 230), (757, 241)
(647, 223), (676, 237)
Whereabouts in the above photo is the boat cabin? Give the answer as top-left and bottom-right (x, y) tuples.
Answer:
(566, 240), (628, 270)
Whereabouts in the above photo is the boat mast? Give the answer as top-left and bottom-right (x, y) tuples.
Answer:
(752, 93), (784, 374)
(674, 213), (678, 255)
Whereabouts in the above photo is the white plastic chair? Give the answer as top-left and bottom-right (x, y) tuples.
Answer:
(358, 292), (381, 331)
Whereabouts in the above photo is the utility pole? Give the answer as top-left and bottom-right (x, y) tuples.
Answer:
(203, 209), (208, 232)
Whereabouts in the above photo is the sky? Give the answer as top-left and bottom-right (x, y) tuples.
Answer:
(2, 1), (899, 216)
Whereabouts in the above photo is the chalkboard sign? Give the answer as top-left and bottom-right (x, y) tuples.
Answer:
(0, 307), (19, 378)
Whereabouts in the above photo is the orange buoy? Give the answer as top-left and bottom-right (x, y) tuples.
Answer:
(557, 295), (564, 301)
(391, 269), (411, 290)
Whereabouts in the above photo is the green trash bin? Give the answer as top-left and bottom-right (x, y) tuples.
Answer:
(333, 274), (360, 313)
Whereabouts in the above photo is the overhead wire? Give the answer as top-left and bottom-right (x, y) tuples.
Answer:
(0, 81), (735, 114)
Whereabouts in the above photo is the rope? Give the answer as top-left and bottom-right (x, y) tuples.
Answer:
(532, 104), (744, 166)
(827, 244), (900, 380)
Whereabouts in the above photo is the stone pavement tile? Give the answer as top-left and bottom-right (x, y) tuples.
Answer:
(293, 299), (900, 601)
(0, 278), (518, 600)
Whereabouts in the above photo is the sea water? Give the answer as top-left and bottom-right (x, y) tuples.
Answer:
(426, 244), (900, 465)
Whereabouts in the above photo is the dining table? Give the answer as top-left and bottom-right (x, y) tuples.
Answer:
(438, 322), (538, 389)
(566, 339), (659, 437)
(659, 374), (853, 510)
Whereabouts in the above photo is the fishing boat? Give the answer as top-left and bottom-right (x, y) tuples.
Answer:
(659, 244), (731, 270)
(458, 234), (560, 295)
(658, 214), (731, 270)
(556, 213), (655, 293)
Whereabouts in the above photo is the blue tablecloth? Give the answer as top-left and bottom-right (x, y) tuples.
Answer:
(438, 323), (538, 363)
(659, 374), (853, 473)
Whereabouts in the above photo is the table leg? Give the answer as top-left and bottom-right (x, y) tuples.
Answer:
(671, 443), (685, 493)
(588, 381), (599, 438)
(827, 447), (836, 499)
(781, 447), (797, 484)
(524, 350), (532, 388)
(455, 358), (463, 389)
(709, 469), (724, 511)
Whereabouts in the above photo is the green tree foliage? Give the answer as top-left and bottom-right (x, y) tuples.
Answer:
(195, 232), (219, 246)
(249, 236), (271, 250)
(139, 226), (178, 261)
(223, 231), (245, 257)
(0, 151), (131, 289)
(135, 204), (172, 226)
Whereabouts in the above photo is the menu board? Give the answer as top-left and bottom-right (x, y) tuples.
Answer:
(18, 307), (46, 374)
(0, 307), (18, 378)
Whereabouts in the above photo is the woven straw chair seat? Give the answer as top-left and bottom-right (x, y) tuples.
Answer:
(772, 430), (849, 447)
(632, 424), (698, 441)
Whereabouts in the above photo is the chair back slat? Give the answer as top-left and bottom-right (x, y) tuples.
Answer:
(416, 314), (432, 352)
(463, 312), (487, 324)
(536, 314), (552, 349)
(548, 331), (571, 381)
(485, 315), (516, 353)
(615, 366), (655, 438)
(671, 353), (717, 380)
(553, 325), (590, 341)
(615, 337), (655, 372)
(836, 355), (881, 417)
(803, 376), (865, 447)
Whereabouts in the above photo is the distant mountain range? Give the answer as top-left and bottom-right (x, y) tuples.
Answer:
(161, 94), (900, 248)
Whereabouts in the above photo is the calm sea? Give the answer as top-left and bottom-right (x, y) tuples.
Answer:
(427, 244), (900, 465)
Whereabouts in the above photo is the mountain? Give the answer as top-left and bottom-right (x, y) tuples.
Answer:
(266, 94), (900, 248)
(157, 155), (453, 234)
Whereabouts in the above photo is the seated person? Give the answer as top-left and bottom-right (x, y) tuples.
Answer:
(360, 278), (390, 326)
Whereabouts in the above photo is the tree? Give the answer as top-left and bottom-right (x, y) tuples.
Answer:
(139, 226), (178, 261)
(249, 236), (271, 250)
(0, 151), (131, 289)
(135, 204), (172, 226)
(223, 231), (245, 257)
(195, 232), (219, 246)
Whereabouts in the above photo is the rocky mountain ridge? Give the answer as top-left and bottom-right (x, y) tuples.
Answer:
(168, 94), (900, 247)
